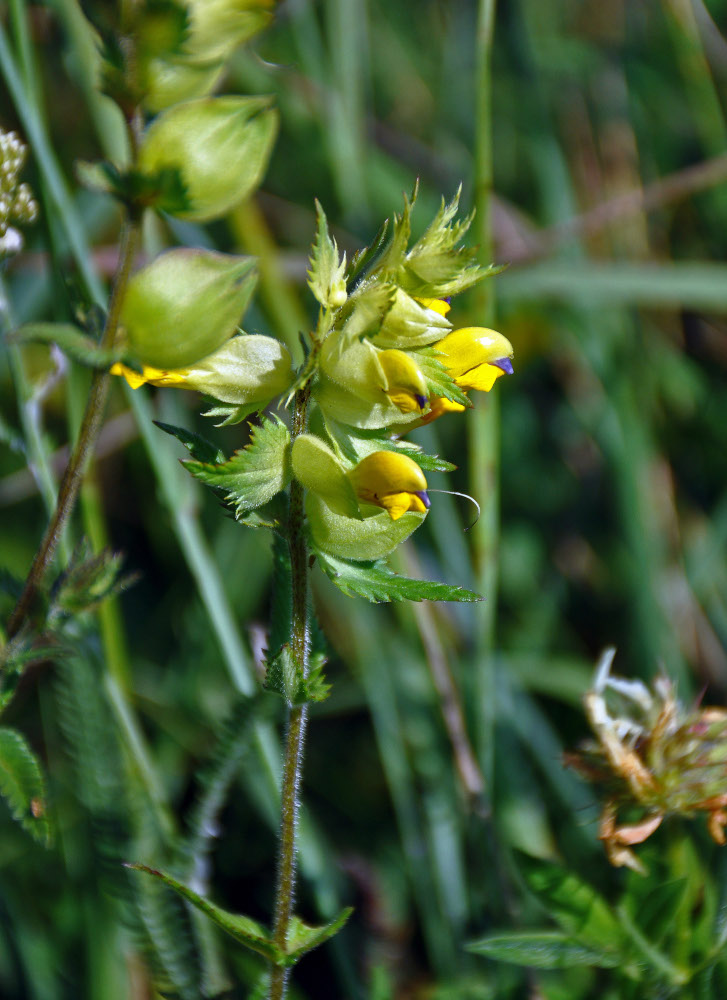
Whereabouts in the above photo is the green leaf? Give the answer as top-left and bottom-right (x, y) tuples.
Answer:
(308, 201), (347, 308)
(10, 322), (132, 370)
(126, 865), (351, 967)
(284, 908), (353, 965)
(183, 415), (291, 517)
(153, 421), (225, 465)
(76, 160), (191, 214)
(321, 416), (456, 472)
(637, 879), (689, 948)
(517, 853), (624, 952)
(466, 931), (621, 970)
(126, 864), (278, 962)
(0, 727), (52, 847)
(48, 543), (136, 619)
(314, 549), (482, 603)
(265, 646), (330, 706)
(305, 652), (331, 703)
(201, 403), (261, 427)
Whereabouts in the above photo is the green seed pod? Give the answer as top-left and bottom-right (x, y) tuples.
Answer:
(139, 96), (278, 222)
(291, 434), (359, 517)
(120, 249), (257, 369)
(184, 0), (274, 63)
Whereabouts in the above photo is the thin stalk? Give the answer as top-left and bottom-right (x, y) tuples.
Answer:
(270, 386), (311, 1000)
(7, 211), (141, 637)
(470, 0), (498, 784)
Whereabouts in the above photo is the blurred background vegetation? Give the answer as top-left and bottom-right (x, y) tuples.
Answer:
(2, 0), (727, 996)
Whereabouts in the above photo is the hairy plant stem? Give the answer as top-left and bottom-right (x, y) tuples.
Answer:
(269, 385), (311, 1000)
(7, 209), (142, 639)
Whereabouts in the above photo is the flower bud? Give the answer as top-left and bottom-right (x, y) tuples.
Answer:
(120, 249), (257, 369)
(112, 334), (292, 408)
(348, 451), (430, 521)
(436, 327), (514, 392)
(139, 96), (278, 222)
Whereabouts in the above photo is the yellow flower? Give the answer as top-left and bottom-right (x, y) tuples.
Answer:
(349, 451), (430, 521)
(377, 349), (429, 414)
(436, 327), (514, 392)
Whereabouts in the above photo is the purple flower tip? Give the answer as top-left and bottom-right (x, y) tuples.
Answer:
(415, 394), (428, 409)
(491, 357), (514, 375)
(415, 491), (431, 509)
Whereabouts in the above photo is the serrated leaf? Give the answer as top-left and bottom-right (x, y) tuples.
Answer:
(126, 864), (278, 961)
(284, 908), (353, 965)
(308, 201), (347, 308)
(517, 853), (624, 952)
(10, 322), (132, 370)
(0, 727), (52, 847)
(304, 652), (331, 703)
(127, 865), (349, 967)
(153, 421), (225, 465)
(314, 549), (481, 603)
(414, 347), (471, 407)
(321, 416), (456, 472)
(466, 931), (620, 969)
(183, 416), (291, 517)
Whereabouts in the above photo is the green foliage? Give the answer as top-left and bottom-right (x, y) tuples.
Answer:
(9, 321), (135, 370)
(48, 543), (136, 620)
(0, 727), (52, 846)
(183, 415), (291, 517)
(153, 421), (225, 465)
(128, 864), (352, 967)
(467, 931), (621, 970)
(76, 159), (192, 215)
(265, 646), (330, 705)
(314, 548), (482, 603)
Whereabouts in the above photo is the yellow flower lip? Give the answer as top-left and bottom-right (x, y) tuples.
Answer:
(349, 451), (430, 521)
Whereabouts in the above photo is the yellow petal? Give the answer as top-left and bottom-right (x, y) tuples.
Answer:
(110, 361), (191, 390)
(437, 326), (514, 392)
(378, 349), (428, 414)
(349, 451), (430, 521)
(420, 394), (467, 425)
(416, 297), (451, 316)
